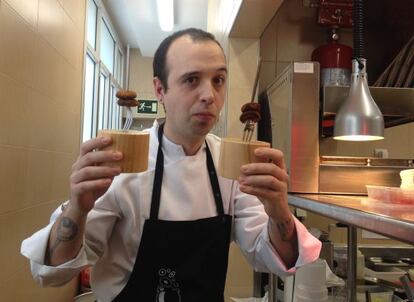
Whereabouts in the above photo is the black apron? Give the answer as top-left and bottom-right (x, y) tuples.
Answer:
(113, 123), (232, 302)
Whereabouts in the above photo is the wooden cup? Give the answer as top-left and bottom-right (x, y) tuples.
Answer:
(97, 129), (149, 173)
(218, 138), (271, 180)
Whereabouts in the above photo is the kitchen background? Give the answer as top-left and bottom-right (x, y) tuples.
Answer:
(0, 0), (413, 301)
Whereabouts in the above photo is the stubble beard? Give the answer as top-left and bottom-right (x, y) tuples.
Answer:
(191, 117), (217, 137)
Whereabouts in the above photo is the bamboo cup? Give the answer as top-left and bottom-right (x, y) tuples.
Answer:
(97, 129), (149, 173)
(218, 138), (271, 180)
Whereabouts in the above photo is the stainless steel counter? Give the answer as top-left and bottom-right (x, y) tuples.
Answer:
(283, 194), (414, 302)
(288, 194), (414, 244)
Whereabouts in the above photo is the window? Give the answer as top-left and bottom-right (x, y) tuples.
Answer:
(97, 71), (107, 131)
(86, 0), (97, 50)
(82, 54), (97, 142)
(116, 48), (123, 82)
(100, 20), (115, 73)
(82, 0), (124, 142)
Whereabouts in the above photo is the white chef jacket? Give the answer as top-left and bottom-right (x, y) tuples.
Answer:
(21, 120), (321, 302)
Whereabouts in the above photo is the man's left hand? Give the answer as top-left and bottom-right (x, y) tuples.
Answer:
(238, 147), (289, 219)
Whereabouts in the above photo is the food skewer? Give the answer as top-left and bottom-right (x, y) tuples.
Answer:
(241, 58), (262, 142)
(115, 90), (139, 131)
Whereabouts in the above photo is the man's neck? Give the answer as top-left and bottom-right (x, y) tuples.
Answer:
(181, 140), (204, 156)
(162, 123), (205, 156)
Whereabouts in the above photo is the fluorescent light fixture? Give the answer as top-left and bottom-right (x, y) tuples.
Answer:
(156, 0), (174, 32)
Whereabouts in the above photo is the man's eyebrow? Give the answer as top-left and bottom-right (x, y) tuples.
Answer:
(178, 71), (199, 81)
(217, 67), (228, 74)
(178, 67), (228, 81)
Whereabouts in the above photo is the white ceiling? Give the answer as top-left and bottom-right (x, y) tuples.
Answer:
(102, 0), (209, 57)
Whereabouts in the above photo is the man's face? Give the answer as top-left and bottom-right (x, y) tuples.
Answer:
(154, 35), (227, 143)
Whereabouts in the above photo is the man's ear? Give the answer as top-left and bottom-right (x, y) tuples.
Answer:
(153, 77), (165, 103)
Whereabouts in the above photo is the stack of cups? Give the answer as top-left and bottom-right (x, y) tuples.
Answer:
(293, 259), (328, 302)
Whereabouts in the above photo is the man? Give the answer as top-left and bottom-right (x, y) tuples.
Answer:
(21, 28), (320, 302)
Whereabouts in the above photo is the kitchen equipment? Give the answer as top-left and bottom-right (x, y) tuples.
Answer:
(261, 62), (414, 194)
(365, 185), (414, 205)
(399, 274), (414, 302)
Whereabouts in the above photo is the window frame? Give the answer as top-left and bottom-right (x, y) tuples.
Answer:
(81, 0), (125, 142)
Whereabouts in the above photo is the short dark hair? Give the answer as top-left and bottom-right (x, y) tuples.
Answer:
(153, 28), (223, 91)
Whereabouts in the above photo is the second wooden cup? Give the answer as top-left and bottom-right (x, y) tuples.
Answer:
(97, 129), (149, 173)
(218, 138), (270, 180)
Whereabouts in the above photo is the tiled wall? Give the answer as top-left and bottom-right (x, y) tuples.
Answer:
(0, 0), (85, 300)
(226, 37), (260, 139)
(259, 0), (353, 93)
(128, 49), (157, 102)
(128, 48), (165, 131)
(223, 37), (261, 301)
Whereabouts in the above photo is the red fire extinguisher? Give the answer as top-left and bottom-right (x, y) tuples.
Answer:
(312, 0), (353, 86)
(312, 27), (353, 86)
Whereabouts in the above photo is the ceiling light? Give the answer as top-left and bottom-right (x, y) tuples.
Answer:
(333, 0), (384, 141)
(156, 0), (174, 32)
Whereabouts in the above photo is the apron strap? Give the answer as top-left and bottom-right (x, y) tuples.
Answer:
(150, 122), (224, 219)
(149, 123), (165, 220)
(205, 142), (224, 216)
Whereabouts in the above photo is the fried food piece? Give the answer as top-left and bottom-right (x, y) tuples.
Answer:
(240, 102), (261, 123)
(117, 99), (139, 107)
(116, 90), (137, 100)
(241, 102), (260, 113)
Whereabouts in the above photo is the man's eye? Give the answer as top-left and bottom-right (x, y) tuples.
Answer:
(214, 76), (226, 86)
(184, 77), (198, 85)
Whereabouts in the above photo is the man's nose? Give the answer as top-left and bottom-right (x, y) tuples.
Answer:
(200, 81), (215, 104)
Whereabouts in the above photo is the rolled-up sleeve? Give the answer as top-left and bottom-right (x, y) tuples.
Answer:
(233, 190), (321, 276)
(20, 186), (120, 287)
(20, 215), (89, 287)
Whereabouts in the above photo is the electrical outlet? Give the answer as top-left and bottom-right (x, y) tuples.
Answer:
(374, 148), (389, 158)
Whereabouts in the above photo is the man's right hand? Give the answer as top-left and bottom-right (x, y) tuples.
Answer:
(69, 136), (122, 214)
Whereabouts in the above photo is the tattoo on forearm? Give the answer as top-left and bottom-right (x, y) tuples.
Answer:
(48, 217), (79, 259)
(273, 217), (294, 241)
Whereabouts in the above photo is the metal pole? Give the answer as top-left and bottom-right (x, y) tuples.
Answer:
(268, 273), (277, 302)
(253, 272), (262, 297)
(347, 225), (357, 302)
(125, 44), (130, 89)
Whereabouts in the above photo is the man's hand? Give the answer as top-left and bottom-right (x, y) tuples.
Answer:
(46, 136), (122, 266)
(69, 136), (122, 214)
(238, 147), (289, 220)
(238, 147), (298, 267)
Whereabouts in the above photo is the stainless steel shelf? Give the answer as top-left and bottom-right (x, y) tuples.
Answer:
(288, 194), (414, 245)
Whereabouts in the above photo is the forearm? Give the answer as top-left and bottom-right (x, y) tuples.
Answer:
(45, 204), (87, 266)
(268, 206), (298, 269)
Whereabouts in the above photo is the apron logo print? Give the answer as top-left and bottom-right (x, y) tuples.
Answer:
(156, 268), (181, 302)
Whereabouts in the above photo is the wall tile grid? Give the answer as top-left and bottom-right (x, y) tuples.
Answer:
(222, 37), (260, 301)
(227, 37), (260, 139)
(0, 0), (85, 300)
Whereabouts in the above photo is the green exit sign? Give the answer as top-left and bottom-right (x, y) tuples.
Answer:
(137, 100), (158, 114)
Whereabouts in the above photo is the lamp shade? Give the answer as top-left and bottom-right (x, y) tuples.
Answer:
(334, 59), (384, 141)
